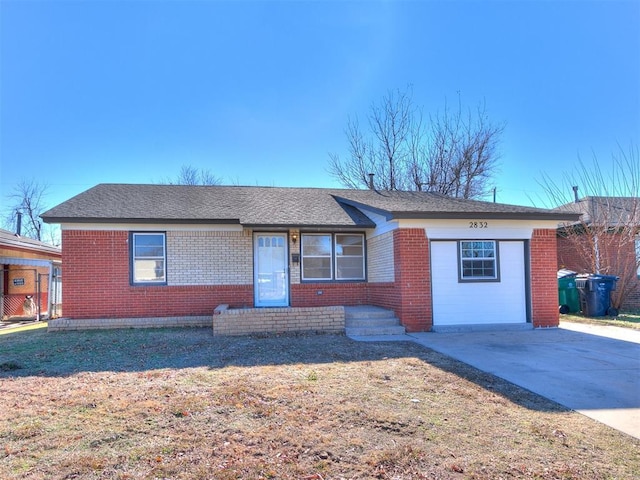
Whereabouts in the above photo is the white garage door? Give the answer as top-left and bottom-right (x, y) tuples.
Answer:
(431, 240), (527, 326)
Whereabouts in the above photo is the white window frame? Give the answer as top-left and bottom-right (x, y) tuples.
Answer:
(459, 240), (499, 282)
(301, 234), (333, 281)
(301, 233), (366, 282)
(334, 234), (366, 280)
(131, 232), (167, 285)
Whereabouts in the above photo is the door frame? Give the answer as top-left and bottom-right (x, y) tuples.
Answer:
(253, 232), (290, 307)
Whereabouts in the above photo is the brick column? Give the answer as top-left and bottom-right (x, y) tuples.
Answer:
(393, 228), (432, 332)
(531, 228), (559, 328)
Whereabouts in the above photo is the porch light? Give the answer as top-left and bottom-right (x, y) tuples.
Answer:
(291, 233), (298, 244)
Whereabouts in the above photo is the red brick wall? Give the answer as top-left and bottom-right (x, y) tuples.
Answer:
(290, 283), (367, 307)
(63, 227), (562, 328)
(531, 229), (559, 327)
(62, 230), (253, 319)
(367, 282), (401, 313)
(625, 278), (640, 310)
(391, 228), (432, 332)
(557, 233), (640, 310)
(557, 235), (592, 273)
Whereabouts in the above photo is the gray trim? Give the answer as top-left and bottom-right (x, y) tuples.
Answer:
(129, 231), (168, 286)
(457, 240), (501, 283)
(523, 240), (532, 323)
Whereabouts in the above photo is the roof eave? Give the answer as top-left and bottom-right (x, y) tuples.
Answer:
(243, 222), (376, 230)
(42, 217), (242, 225)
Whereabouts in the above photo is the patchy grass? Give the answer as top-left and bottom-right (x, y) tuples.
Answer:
(1, 328), (638, 479)
(561, 310), (640, 330)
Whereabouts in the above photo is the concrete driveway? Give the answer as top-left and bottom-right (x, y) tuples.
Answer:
(407, 322), (640, 439)
(351, 322), (640, 439)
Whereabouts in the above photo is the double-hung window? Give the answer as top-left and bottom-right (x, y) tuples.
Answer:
(131, 232), (166, 284)
(459, 240), (499, 282)
(301, 233), (365, 281)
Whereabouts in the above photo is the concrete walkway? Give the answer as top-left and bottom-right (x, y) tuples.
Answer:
(349, 322), (640, 439)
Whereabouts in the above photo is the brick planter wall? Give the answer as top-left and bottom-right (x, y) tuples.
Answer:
(48, 316), (211, 331)
(212, 305), (345, 336)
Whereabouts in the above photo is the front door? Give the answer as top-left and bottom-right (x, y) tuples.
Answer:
(254, 233), (289, 307)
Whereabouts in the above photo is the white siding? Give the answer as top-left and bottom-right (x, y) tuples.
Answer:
(431, 240), (527, 325)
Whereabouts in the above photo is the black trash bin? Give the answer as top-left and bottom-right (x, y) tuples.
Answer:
(575, 274), (619, 317)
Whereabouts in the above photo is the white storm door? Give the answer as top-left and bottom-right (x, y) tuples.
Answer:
(254, 233), (289, 307)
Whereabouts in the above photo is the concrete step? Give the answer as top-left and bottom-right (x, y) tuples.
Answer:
(345, 316), (403, 328)
(344, 306), (406, 336)
(346, 325), (407, 336)
(345, 305), (398, 319)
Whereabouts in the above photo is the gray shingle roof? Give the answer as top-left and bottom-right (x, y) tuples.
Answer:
(554, 196), (640, 227)
(41, 184), (579, 227)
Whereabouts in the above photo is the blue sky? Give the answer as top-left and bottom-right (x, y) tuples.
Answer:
(1, 0), (639, 212)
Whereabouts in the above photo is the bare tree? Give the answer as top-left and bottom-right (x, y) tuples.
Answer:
(328, 88), (504, 198)
(2, 179), (51, 241)
(542, 143), (640, 311)
(163, 165), (222, 185)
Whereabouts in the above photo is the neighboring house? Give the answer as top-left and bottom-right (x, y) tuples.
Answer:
(0, 228), (62, 320)
(555, 196), (640, 310)
(41, 184), (578, 333)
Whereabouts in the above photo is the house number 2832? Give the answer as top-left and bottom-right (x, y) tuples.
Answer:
(469, 221), (488, 228)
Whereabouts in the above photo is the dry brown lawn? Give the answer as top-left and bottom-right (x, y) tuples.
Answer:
(1, 327), (638, 479)
(561, 310), (640, 330)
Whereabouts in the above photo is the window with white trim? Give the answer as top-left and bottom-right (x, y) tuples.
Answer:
(301, 233), (365, 281)
(301, 234), (332, 280)
(335, 234), (365, 280)
(459, 240), (498, 281)
(131, 232), (166, 284)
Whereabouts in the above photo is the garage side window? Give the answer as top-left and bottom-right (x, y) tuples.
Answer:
(459, 240), (499, 282)
(131, 232), (167, 285)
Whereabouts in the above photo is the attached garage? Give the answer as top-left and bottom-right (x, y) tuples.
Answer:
(430, 239), (528, 327)
(417, 219), (552, 330)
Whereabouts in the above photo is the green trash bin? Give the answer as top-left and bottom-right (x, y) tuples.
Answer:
(558, 270), (580, 314)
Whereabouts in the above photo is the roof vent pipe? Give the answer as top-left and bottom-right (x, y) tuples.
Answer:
(368, 173), (375, 190)
(572, 186), (579, 203)
(15, 211), (22, 237)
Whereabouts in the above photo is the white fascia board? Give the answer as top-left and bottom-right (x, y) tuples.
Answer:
(397, 218), (559, 240)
